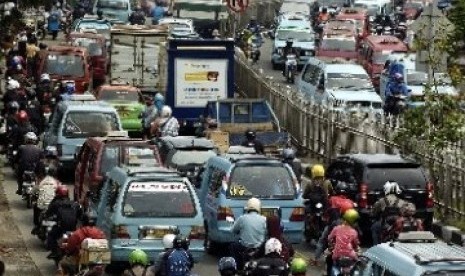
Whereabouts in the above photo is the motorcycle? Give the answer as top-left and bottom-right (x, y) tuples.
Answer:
(304, 200), (325, 242)
(22, 170), (36, 208)
(250, 43), (260, 64)
(284, 54), (297, 84)
(7, 144), (18, 167)
(333, 256), (357, 276)
(385, 93), (407, 116)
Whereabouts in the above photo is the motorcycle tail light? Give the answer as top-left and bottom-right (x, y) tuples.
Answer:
(358, 183), (368, 208)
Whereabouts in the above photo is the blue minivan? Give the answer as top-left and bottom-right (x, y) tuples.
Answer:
(198, 154), (304, 252)
(95, 166), (205, 265)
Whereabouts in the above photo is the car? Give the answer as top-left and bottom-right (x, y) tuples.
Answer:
(158, 17), (198, 37)
(43, 94), (123, 174)
(356, 231), (465, 275)
(92, 0), (133, 24)
(325, 154), (434, 239)
(335, 8), (369, 39)
(74, 135), (163, 210)
(198, 154), (304, 251)
(95, 166), (205, 265)
(153, 136), (217, 187)
(70, 16), (112, 41)
(94, 85), (145, 134)
(298, 58), (382, 113)
(316, 20), (358, 60)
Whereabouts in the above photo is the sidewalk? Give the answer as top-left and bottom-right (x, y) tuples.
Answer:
(0, 160), (41, 275)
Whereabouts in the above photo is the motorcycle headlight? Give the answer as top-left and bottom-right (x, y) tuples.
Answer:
(315, 202), (323, 209)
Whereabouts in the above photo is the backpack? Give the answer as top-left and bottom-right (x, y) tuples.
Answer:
(57, 201), (79, 231)
(165, 249), (191, 276)
(382, 197), (401, 224)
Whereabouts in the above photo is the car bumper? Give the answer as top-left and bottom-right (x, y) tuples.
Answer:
(110, 243), (205, 263)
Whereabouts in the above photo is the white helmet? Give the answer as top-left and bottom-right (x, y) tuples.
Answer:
(161, 105), (172, 118)
(40, 73), (51, 82)
(384, 181), (401, 195)
(245, 197), (261, 212)
(7, 79), (20, 90)
(24, 132), (38, 143)
(265, 238), (282, 255)
(162, 234), (176, 249)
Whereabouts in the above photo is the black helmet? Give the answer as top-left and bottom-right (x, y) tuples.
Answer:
(335, 182), (349, 195)
(82, 214), (97, 226)
(173, 235), (190, 250)
(245, 129), (256, 140)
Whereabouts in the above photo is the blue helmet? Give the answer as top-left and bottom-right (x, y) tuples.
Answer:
(65, 82), (75, 95)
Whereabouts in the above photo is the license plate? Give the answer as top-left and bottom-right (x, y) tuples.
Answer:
(139, 228), (175, 240)
(261, 208), (279, 218)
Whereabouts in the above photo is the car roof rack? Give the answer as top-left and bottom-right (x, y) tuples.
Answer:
(62, 94), (97, 101)
(122, 166), (176, 176)
(396, 231), (437, 243)
(227, 146), (257, 155)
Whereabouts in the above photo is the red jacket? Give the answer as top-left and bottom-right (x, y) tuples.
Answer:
(328, 195), (355, 215)
(328, 224), (359, 261)
(64, 226), (106, 256)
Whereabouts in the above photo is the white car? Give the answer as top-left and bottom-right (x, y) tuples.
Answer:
(298, 58), (383, 113)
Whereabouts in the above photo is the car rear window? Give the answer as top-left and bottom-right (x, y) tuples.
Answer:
(123, 181), (196, 218)
(366, 163), (426, 189)
(122, 146), (159, 167)
(63, 111), (120, 137)
(170, 149), (216, 167)
(228, 164), (296, 199)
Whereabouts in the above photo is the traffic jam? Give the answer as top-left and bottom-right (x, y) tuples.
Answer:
(0, 0), (464, 275)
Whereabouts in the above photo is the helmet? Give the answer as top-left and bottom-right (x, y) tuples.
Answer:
(218, 257), (237, 273)
(173, 235), (190, 250)
(40, 73), (50, 82)
(65, 82), (75, 94)
(128, 249), (149, 266)
(384, 181), (401, 195)
(264, 238), (282, 255)
(16, 110), (29, 123)
(82, 214), (97, 226)
(162, 233), (176, 249)
(282, 148), (295, 160)
(55, 185), (69, 198)
(342, 209), (359, 225)
(245, 129), (256, 140)
(161, 105), (172, 118)
(7, 79), (20, 90)
(245, 197), (261, 212)
(24, 132), (38, 144)
(27, 88), (36, 99)
(8, 101), (19, 112)
(290, 258), (307, 274)
(311, 164), (325, 178)
(334, 182), (349, 195)
(154, 92), (165, 102)
(393, 72), (403, 81)
(322, 7), (327, 12)
(400, 202), (416, 217)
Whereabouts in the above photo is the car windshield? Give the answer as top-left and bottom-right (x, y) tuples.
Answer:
(228, 164), (295, 199)
(321, 38), (356, 51)
(407, 72), (428, 86)
(44, 54), (85, 77)
(169, 149), (216, 167)
(63, 112), (119, 137)
(327, 73), (373, 90)
(366, 164), (426, 189)
(276, 30), (313, 42)
(99, 90), (140, 101)
(72, 38), (103, 56)
(123, 181), (196, 217)
(122, 146), (158, 167)
(101, 146), (120, 174)
(97, 0), (128, 10)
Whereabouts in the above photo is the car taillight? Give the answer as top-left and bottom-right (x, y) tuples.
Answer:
(289, 207), (305, 221)
(359, 183), (368, 208)
(217, 206), (234, 221)
(426, 182), (434, 208)
(57, 144), (63, 157)
(188, 225), (206, 240)
(111, 225), (130, 239)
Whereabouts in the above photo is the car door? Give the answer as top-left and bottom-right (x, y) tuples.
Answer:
(299, 63), (319, 100)
(97, 178), (121, 238)
(205, 168), (226, 237)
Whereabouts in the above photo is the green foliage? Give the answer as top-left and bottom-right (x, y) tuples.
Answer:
(447, 0), (465, 56)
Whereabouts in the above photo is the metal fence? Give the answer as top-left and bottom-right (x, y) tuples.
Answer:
(234, 56), (465, 219)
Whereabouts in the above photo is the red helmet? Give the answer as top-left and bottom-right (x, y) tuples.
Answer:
(16, 110), (29, 123)
(55, 185), (69, 198)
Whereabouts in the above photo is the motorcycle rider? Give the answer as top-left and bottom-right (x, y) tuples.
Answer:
(391, 202), (423, 237)
(161, 235), (194, 275)
(129, 6), (146, 25)
(3, 79), (23, 112)
(10, 111), (37, 152)
(230, 197), (267, 271)
(371, 181), (409, 245)
(153, 105), (179, 137)
(58, 214), (106, 275)
(328, 209), (360, 276)
(248, 238), (289, 276)
(24, 88), (44, 134)
(123, 249), (155, 276)
(384, 73), (409, 115)
(241, 129), (265, 154)
(327, 182), (356, 222)
(303, 164), (333, 209)
(282, 148), (303, 183)
(45, 185), (82, 259)
(218, 257), (237, 276)
(5, 101), (19, 132)
(246, 16), (260, 35)
(290, 258), (308, 276)
(16, 132), (43, 195)
(282, 38), (299, 76)
(266, 215), (294, 263)
(153, 233), (176, 276)
(36, 73), (53, 106)
(318, 7), (330, 24)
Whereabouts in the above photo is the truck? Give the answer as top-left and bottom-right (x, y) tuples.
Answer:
(109, 24), (170, 95)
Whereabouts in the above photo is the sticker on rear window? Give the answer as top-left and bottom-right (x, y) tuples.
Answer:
(128, 182), (188, 192)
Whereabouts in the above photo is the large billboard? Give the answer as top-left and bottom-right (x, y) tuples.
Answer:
(174, 58), (228, 108)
